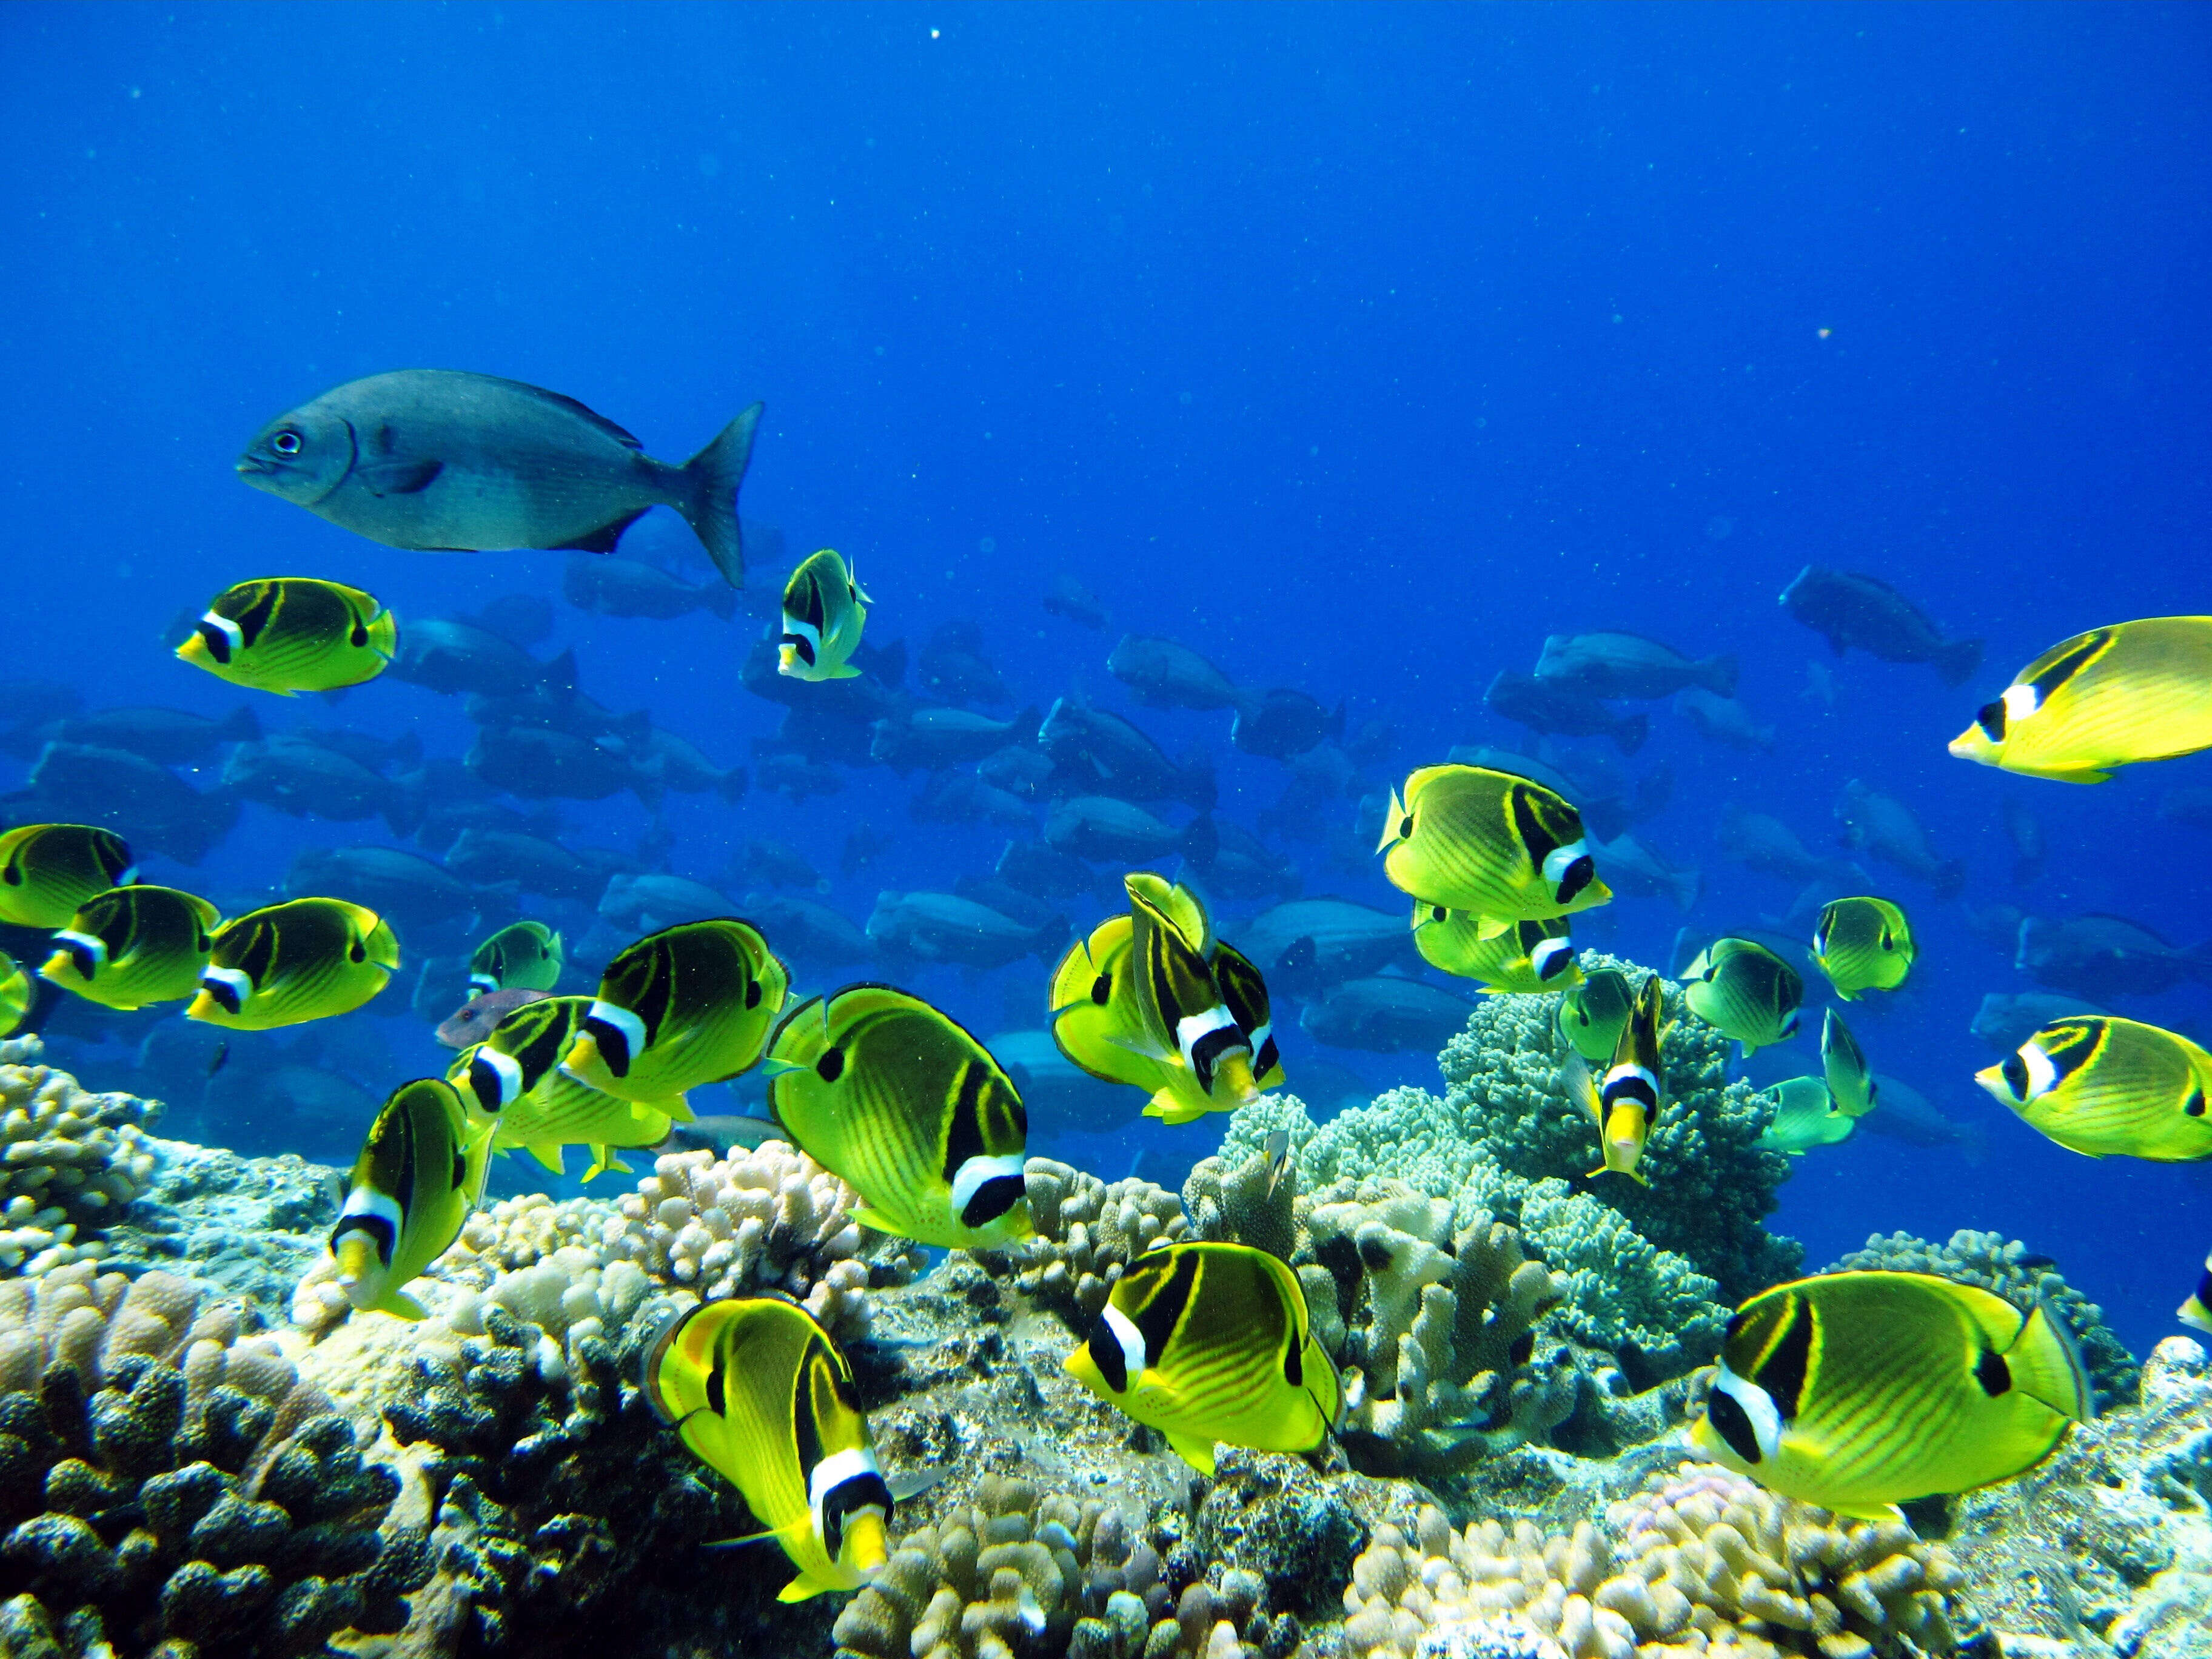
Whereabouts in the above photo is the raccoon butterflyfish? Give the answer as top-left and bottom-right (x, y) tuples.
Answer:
(1948, 616), (2212, 783)
(1976, 1014), (2212, 1161)
(0, 824), (135, 930)
(187, 897), (399, 1030)
(1811, 896), (1915, 1000)
(778, 549), (870, 681)
(1375, 764), (1610, 928)
(468, 919), (564, 994)
(176, 577), (397, 696)
(1412, 903), (1578, 994)
(329, 1077), (489, 1319)
(1679, 936), (1802, 1054)
(561, 917), (789, 1104)
(41, 884), (222, 1011)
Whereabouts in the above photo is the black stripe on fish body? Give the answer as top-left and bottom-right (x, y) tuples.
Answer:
(581, 1011), (632, 1077)
(942, 1060), (991, 1185)
(466, 1054), (512, 1111)
(1128, 1248), (1201, 1373)
(2193, 1265), (2212, 1311)
(1752, 1294), (1815, 1421)
(793, 570), (828, 632)
(1507, 783), (1563, 873)
(330, 1209), (398, 1267)
(503, 1000), (578, 1091)
(705, 1347), (728, 1419)
(232, 580), (284, 649)
(1090, 971), (1113, 1005)
(2042, 1019), (2106, 1085)
(2028, 629), (2111, 708)
(791, 1336), (850, 1486)
(394, 1090), (421, 1212)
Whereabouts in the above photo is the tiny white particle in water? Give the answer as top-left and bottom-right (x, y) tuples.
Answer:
(979, 537), (997, 554)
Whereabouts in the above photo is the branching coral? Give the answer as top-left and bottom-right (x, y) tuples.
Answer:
(1342, 1462), (1973, 1659)
(971, 1159), (1188, 1327)
(0, 1262), (428, 1657)
(0, 1041), (161, 1279)
(611, 1144), (925, 1340)
(831, 1473), (1308, 1659)
(1828, 1229), (2138, 1410)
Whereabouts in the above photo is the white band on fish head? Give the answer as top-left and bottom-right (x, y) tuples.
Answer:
(335, 1188), (406, 1272)
(2015, 1040), (2059, 1101)
(808, 1444), (884, 1553)
(1602, 1063), (1659, 1110)
(2002, 682), (2042, 726)
(1530, 937), (1572, 980)
(472, 1046), (526, 1110)
(199, 965), (252, 1014)
(1100, 1301), (1148, 1390)
(199, 611), (245, 658)
(52, 929), (107, 972)
(1541, 838), (1589, 887)
(1711, 1364), (1784, 1464)
(949, 1153), (1028, 1227)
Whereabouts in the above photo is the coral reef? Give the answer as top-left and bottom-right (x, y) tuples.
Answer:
(0, 1039), (161, 1281)
(1829, 1228), (2139, 1410)
(1946, 1335), (2212, 1658)
(1515, 1182), (1728, 1381)
(972, 1158), (1189, 1326)
(830, 1473), (1310, 1659)
(611, 1143), (927, 1341)
(0, 1261), (429, 1656)
(100, 1142), (339, 1322)
(1341, 1461), (1974, 1659)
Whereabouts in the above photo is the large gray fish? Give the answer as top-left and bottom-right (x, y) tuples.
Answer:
(1299, 976), (1473, 1053)
(1236, 897), (1414, 993)
(910, 771), (1033, 830)
(561, 554), (738, 621)
(1718, 805), (1860, 889)
(13, 742), (238, 865)
(1043, 796), (1215, 866)
(465, 726), (658, 805)
(1038, 698), (1215, 809)
(53, 705), (261, 768)
(224, 735), (422, 836)
(916, 621), (1012, 706)
(1533, 632), (1737, 700)
(237, 370), (762, 586)
(1778, 567), (1982, 685)
(443, 828), (622, 901)
(870, 706), (1039, 773)
(1589, 831), (1700, 911)
(1835, 779), (1964, 899)
(598, 872), (731, 934)
(286, 845), (489, 940)
(1484, 671), (1647, 754)
(1043, 574), (1108, 630)
(1107, 634), (1243, 711)
(745, 894), (873, 967)
(865, 891), (1067, 969)
(1673, 687), (1775, 752)
(2016, 913), (2212, 999)
(390, 622), (565, 700)
(994, 839), (1105, 902)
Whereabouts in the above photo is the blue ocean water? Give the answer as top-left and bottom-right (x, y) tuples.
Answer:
(1, 2), (2207, 1359)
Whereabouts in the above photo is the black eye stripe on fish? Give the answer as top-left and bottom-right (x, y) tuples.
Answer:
(1082, 1308), (1130, 1393)
(1706, 1383), (1764, 1465)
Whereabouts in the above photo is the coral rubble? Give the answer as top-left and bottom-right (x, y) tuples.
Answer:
(0, 1039), (161, 1281)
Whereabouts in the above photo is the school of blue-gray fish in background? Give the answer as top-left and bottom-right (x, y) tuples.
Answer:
(2, 365), (2210, 1642)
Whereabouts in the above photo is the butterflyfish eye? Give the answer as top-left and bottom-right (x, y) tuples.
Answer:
(1706, 1384), (1763, 1464)
(1430, 906), (1447, 923)
(2187, 1088), (2207, 1119)
(816, 1047), (845, 1083)
(1398, 814), (1414, 839)
(350, 941), (366, 963)
(1090, 973), (1111, 1006)
(350, 623), (368, 646)
(2000, 1052), (2031, 1100)
(745, 980), (762, 1009)
(1974, 700), (2007, 742)
(272, 430), (302, 455)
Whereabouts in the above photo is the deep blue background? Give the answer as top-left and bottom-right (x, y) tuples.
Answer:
(2, 2), (2208, 1354)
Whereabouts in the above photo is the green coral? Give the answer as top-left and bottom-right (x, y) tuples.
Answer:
(1515, 1179), (1728, 1379)
(1828, 1229), (2139, 1410)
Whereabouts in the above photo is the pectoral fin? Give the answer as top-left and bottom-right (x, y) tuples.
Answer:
(1164, 1432), (1218, 1476)
(357, 458), (444, 496)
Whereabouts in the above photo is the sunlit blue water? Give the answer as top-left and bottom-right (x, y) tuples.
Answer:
(2, 2), (2207, 1358)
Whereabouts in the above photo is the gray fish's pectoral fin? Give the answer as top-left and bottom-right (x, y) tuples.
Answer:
(553, 508), (650, 554)
(357, 458), (444, 496)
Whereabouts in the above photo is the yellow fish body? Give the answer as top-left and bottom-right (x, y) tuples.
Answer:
(1557, 967), (1635, 1065)
(176, 577), (397, 696)
(41, 885), (222, 1011)
(330, 1078), (488, 1320)
(778, 549), (870, 681)
(643, 1296), (893, 1601)
(0, 952), (29, 1037)
(1948, 616), (2212, 783)
(1819, 1008), (1879, 1119)
(1811, 896), (1915, 1000)
(1566, 971), (1666, 1184)
(1376, 765), (1610, 927)
(1679, 937), (1802, 1054)
(1412, 903), (1578, 994)
(1755, 1077), (1855, 1156)
(562, 918), (788, 1103)
(468, 919), (564, 994)
(1063, 1241), (1338, 1475)
(765, 984), (1031, 1248)
(187, 897), (399, 1030)
(1694, 1270), (2090, 1519)
(1977, 1015), (2212, 1161)
(449, 994), (688, 1182)
(0, 824), (135, 930)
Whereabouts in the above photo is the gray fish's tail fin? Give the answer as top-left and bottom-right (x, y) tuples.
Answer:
(1937, 637), (1985, 687)
(1700, 653), (1740, 697)
(679, 403), (763, 589)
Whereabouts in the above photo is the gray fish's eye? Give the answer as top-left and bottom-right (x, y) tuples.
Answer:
(272, 429), (303, 455)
